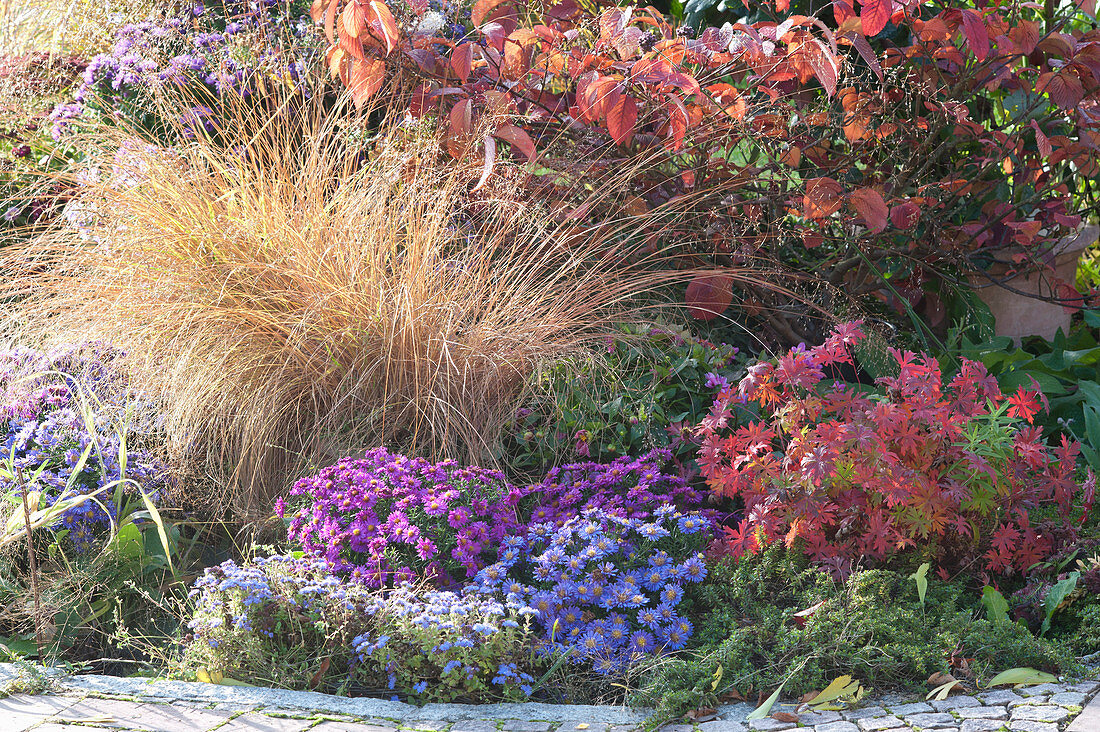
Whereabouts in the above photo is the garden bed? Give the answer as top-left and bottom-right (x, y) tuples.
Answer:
(1, 0), (1099, 728)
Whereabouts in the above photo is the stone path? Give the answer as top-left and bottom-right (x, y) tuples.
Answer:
(1, 665), (1097, 732)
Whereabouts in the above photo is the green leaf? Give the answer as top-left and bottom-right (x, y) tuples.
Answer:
(981, 586), (1010, 625)
(926, 678), (962, 701)
(107, 523), (144, 562)
(1041, 572), (1079, 635)
(746, 682), (785, 720)
(808, 675), (861, 708)
(909, 562), (930, 607)
(986, 668), (1058, 687)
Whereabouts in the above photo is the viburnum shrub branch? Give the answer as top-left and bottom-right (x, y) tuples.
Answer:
(311, 0), (1100, 325)
(697, 321), (1097, 579)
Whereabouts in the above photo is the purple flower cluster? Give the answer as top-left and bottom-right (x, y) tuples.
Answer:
(352, 582), (538, 702)
(1, 345), (168, 552)
(472, 505), (714, 675)
(526, 450), (706, 527)
(50, 1), (320, 140)
(280, 447), (530, 587)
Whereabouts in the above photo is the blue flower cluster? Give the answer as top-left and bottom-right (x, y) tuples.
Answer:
(351, 583), (537, 701)
(50, 1), (319, 140)
(185, 556), (539, 702)
(188, 555), (356, 645)
(472, 505), (713, 675)
(1, 345), (168, 552)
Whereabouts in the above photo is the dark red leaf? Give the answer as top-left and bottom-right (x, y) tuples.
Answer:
(960, 9), (989, 62)
(686, 274), (734, 321)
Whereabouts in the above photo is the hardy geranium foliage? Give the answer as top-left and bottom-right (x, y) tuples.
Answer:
(698, 322), (1096, 578)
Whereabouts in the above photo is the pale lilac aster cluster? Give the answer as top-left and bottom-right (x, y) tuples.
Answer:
(472, 505), (714, 675)
(0, 345), (168, 552)
(527, 450), (706, 527)
(280, 447), (530, 587)
(51, 0), (319, 140)
(351, 583), (538, 701)
(187, 556), (358, 646)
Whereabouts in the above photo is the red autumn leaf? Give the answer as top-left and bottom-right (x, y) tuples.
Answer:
(347, 57), (386, 108)
(366, 0), (399, 54)
(850, 187), (888, 233)
(804, 177), (844, 219)
(1037, 71), (1085, 110)
(342, 1), (366, 39)
(323, 0), (340, 42)
(686, 274), (734, 321)
(860, 0), (892, 37)
(890, 201), (920, 230)
(472, 0), (511, 26)
(1030, 120), (1052, 157)
(846, 31), (883, 82)
(960, 9), (989, 62)
(607, 94), (638, 146)
(449, 98), (474, 139)
(807, 39), (839, 96)
(451, 42), (475, 83)
(493, 123), (537, 160)
(1008, 19), (1040, 55)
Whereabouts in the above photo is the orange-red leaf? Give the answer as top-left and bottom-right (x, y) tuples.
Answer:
(367, 0), (399, 54)
(472, 0), (510, 26)
(607, 94), (638, 146)
(324, 0), (340, 42)
(850, 187), (888, 233)
(494, 123), (537, 160)
(449, 98), (474, 139)
(860, 0), (891, 37)
(451, 42), (475, 83)
(804, 177), (843, 219)
(686, 274), (734, 321)
(1037, 71), (1085, 110)
(890, 201), (920, 230)
(347, 57), (386, 108)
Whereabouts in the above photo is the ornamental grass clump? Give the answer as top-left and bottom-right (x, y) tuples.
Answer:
(2, 94), (712, 518)
(472, 505), (714, 675)
(280, 447), (529, 587)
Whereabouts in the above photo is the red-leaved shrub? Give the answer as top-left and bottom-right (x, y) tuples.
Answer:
(698, 321), (1096, 578)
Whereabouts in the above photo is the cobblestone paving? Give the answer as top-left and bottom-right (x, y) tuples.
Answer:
(1, 675), (1097, 732)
